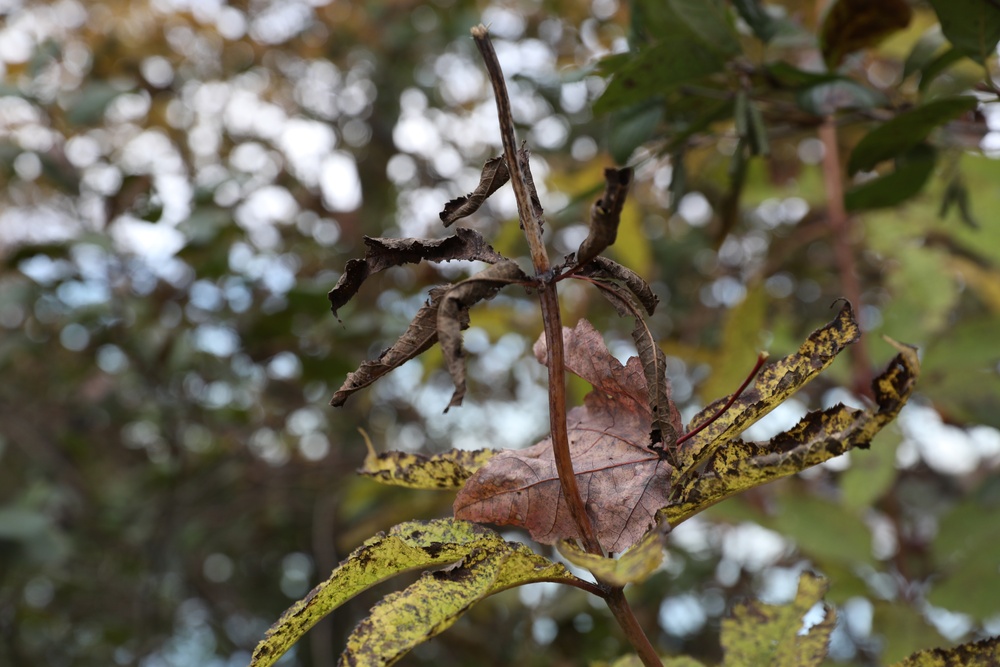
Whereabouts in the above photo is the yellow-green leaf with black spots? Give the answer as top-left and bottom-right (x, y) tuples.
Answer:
(557, 520), (669, 586)
(249, 519), (502, 667)
(721, 571), (835, 667)
(359, 430), (496, 490)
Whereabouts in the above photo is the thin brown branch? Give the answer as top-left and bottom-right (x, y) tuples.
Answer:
(676, 352), (768, 447)
(471, 24), (549, 275)
(471, 24), (601, 555)
(818, 118), (874, 398)
(606, 588), (663, 667)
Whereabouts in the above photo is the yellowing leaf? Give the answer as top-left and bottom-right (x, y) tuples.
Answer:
(665, 337), (919, 526)
(341, 539), (583, 666)
(892, 635), (1000, 666)
(674, 302), (862, 480)
(249, 519), (502, 667)
(250, 519), (584, 667)
(341, 546), (506, 666)
(358, 432), (496, 490)
(557, 521), (669, 586)
(721, 571), (835, 667)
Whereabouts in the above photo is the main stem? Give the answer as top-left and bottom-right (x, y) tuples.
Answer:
(471, 24), (600, 555)
(471, 25), (661, 667)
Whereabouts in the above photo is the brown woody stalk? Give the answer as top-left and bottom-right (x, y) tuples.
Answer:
(818, 118), (874, 398)
(471, 25), (662, 667)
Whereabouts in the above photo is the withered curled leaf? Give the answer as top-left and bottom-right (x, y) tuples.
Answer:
(328, 228), (505, 319)
(440, 260), (529, 410)
(575, 167), (633, 267)
(516, 144), (545, 230)
(454, 319), (676, 553)
(588, 279), (678, 458)
(440, 155), (511, 226)
(580, 256), (659, 315)
(331, 286), (452, 407)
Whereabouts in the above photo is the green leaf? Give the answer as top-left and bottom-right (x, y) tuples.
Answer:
(766, 62), (843, 88)
(609, 102), (664, 165)
(820, 0), (912, 68)
(892, 636), (1000, 666)
(873, 602), (948, 664)
(903, 27), (948, 79)
(845, 143), (937, 211)
(928, 0), (1000, 62)
(917, 48), (967, 91)
(847, 96), (977, 175)
(840, 426), (901, 512)
(595, 41), (725, 113)
(731, 0), (779, 42)
(769, 493), (874, 568)
(796, 79), (887, 116)
(938, 176), (980, 228)
(597, 0), (739, 113)
(668, 0), (742, 57)
(249, 519), (503, 667)
(721, 571), (835, 667)
(557, 521), (669, 586)
(917, 316), (1000, 427)
(927, 483), (1000, 618)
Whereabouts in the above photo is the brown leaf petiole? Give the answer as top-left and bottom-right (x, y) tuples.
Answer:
(656, 352), (770, 462)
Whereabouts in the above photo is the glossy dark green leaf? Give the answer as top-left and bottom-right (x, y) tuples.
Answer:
(928, 0), (1000, 62)
(598, 0), (732, 114)
(731, 0), (779, 42)
(847, 96), (975, 174)
(917, 49), (966, 91)
(845, 144), (937, 211)
(594, 39), (726, 113)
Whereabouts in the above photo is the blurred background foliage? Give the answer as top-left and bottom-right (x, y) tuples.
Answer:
(0, 0), (998, 665)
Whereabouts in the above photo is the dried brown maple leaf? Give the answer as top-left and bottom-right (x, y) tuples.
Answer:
(453, 319), (682, 553)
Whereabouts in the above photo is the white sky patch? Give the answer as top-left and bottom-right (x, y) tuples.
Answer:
(898, 403), (990, 475)
(279, 117), (337, 186)
(111, 218), (185, 260)
(742, 398), (809, 442)
(320, 152), (362, 211)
